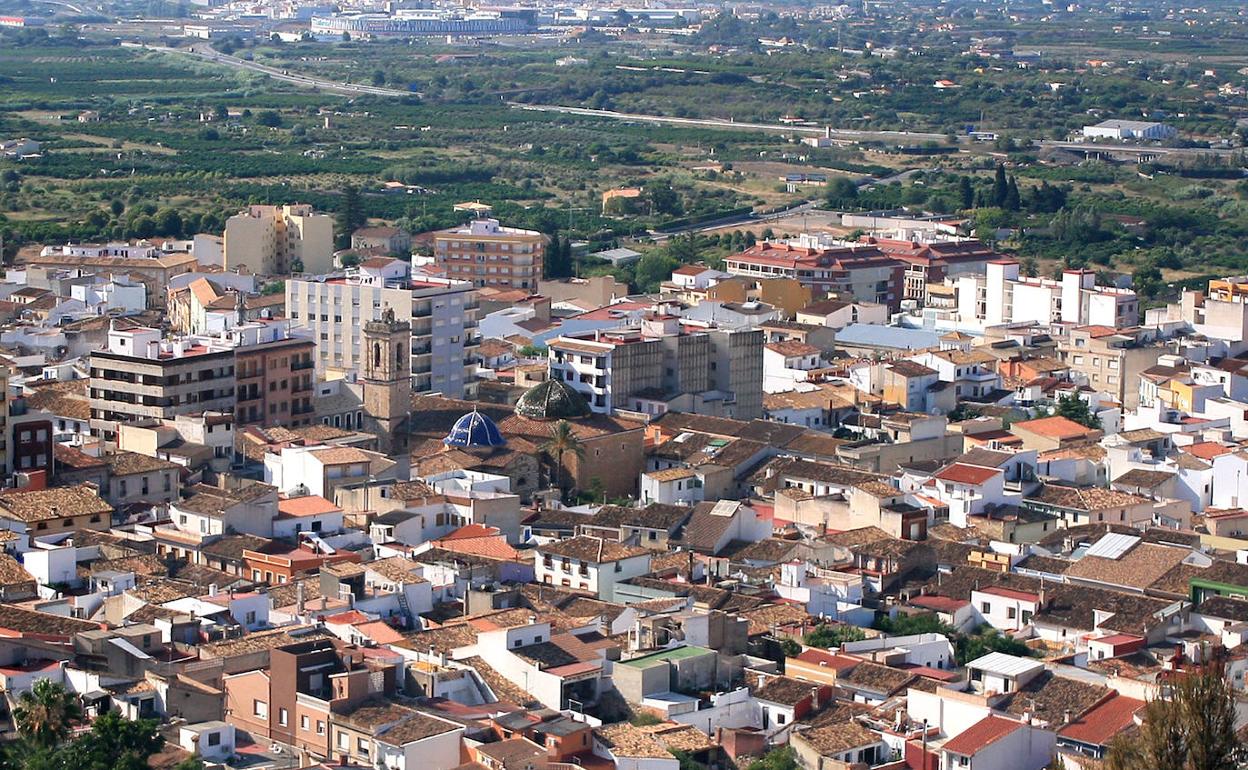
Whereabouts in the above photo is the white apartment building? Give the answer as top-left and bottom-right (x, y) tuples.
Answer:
(927, 261), (1138, 332)
(40, 242), (165, 259)
(1082, 119), (1176, 140)
(286, 259), (478, 397)
(223, 204), (334, 276)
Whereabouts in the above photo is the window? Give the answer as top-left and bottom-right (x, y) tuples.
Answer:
(278, 708), (288, 727)
(317, 720), (325, 735)
(1007, 607), (1017, 620)
(981, 602), (991, 613)
(337, 732), (349, 749)
(358, 738), (369, 757)
(207, 732), (221, 747)
(301, 716), (310, 731)
(253, 700), (267, 719)
(775, 713), (786, 725)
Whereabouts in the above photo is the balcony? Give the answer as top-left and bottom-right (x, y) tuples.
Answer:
(292, 359), (315, 371)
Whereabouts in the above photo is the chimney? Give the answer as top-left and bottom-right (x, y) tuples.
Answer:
(296, 580), (306, 614)
(208, 584), (218, 597)
(1062, 709), (1072, 725)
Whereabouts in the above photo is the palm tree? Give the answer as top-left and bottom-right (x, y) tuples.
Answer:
(13, 679), (82, 748)
(541, 420), (585, 499)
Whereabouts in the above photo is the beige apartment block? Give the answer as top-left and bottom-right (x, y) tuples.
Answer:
(224, 204), (334, 276)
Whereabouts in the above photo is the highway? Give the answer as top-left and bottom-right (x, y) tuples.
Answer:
(135, 42), (418, 98)
(1035, 139), (1236, 157)
(509, 103), (950, 143)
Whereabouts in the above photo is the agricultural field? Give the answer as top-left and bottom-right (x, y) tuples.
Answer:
(2, 6), (1248, 295)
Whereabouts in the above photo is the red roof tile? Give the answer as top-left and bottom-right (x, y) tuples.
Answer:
(1013, 416), (1095, 440)
(942, 715), (1023, 756)
(979, 586), (1039, 602)
(278, 495), (341, 517)
(911, 595), (970, 613)
(1186, 442), (1232, 460)
(1058, 694), (1144, 746)
(934, 463), (1001, 486)
(793, 648), (859, 672)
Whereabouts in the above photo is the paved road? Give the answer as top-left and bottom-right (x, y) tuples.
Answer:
(134, 42), (418, 98)
(510, 103), (950, 143)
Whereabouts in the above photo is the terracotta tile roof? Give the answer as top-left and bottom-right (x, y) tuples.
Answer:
(277, 495), (340, 517)
(309, 446), (374, 465)
(0, 604), (101, 636)
(0, 553), (34, 586)
(942, 715), (1023, 756)
(767, 340), (821, 357)
(0, 484), (112, 522)
(794, 721), (881, 757)
(1064, 542), (1189, 590)
(26, 381), (90, 421)
(395, 624), (478, 656)
(103, 451), (181, 476)
(1013, 416), (1096, 440)
(176, 483), (275, 515)
(198, 626), (332, 658)
(54, 444), (107, 470)
(838, 660), (916, 696)
(793, 648), (860, 672)
(1112, 468), (1175, 489)
(430, 534), (521, 561)
(640, 723), (716, 753)
(539, 535), (649, 563)
(366, 556), (426, 584)
(998, 671), (1110, 726)
(458, 654), (537, 706)
(1058, 694), (1144, 746)
(1186, 442), (1233, 460)
(597, 723), (672, 759)
(1026, 484), (1150, 512)
(475, 737), (547, 768)
(754, 675), (822, 706)
(1150, 559), (1248, 596)
(934, 463), (1001, 485)
(739, 603), (816, 636)
(910, 594), (970, 612)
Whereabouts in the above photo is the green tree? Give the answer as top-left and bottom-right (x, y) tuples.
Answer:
(371, 69), (386, 86)
(541, 420), (585, 498)
(992, 163), (1008, 208)
(956, 628), (1033, 665)
(13, 680), (82, 748)
(1003, 176), (1021, 211)
(256, 110), (282, 128)
(57, 711), (164, 770)
(1133, 261), (1164, 299)
(634, 251), (679, 293)
(959, 176), (975, 209)
(336, 186), (364, 249)
(154, 208), (183, 238)
(826, 176), (859, 208)
(644, 179), (681, 217)
(1106, 668), (1239, 770)
(804, 623), (867, 648)
(1054, 392), (1102, 429)
(874, 613), (954, 636)
(747, 746), (797, 770)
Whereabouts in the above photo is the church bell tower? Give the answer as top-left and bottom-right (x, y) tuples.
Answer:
(362, 308), (411, 457)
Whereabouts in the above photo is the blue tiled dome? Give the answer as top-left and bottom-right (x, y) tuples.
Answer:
(444, 409), (507, 448)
